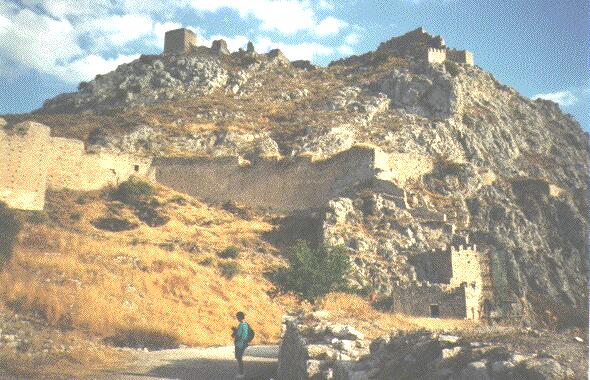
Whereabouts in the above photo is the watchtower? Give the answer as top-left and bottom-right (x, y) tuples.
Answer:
(164, 28), (197, 54)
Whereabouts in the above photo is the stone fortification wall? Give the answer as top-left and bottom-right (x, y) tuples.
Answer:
(51, 152), (152, 191)
(1, 121), (153, 210)
(151, 146), (381, 211)
(163, 28), (197, 54)
(392, 281), (468, 319)
(450, 244), (481, 287)
(0, 122), (51, 210)
(447, 49), (474, 65)
(426, 48), (447, 64)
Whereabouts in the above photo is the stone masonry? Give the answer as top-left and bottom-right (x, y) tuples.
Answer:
(163, 28), (197, 54)
(0, 122), (151, 210)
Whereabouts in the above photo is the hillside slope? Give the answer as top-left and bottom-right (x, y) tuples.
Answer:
(4, 28), (589, 327)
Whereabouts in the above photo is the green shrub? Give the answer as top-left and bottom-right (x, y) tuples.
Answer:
(271, 241), (350, 302)
(444, 61), (460, 77)
(200, 257), (214, 266)
(219, 261), (240, 279)
(112, 178), (153, 204)
(217, 246), (240, 259)
(0, 202), (21, 267)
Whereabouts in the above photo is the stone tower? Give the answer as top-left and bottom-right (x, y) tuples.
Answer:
(164, 28), (197, 54)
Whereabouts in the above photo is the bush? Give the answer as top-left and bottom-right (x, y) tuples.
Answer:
(0, 202), (21, 267)
(271, 241), (350, 302)
(219, 261), (240, 279)
(217, 246), (240, 259)
(444, 61), (460, 77)
(199, 257), (214, 266)
(112, 178), (153, 204)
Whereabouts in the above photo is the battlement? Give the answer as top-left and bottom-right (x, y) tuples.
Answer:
(164, 28), (197, 54)
(377, 27), (474, 66)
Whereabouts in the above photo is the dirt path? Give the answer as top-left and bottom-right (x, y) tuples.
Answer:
(106, 345), (279, 380)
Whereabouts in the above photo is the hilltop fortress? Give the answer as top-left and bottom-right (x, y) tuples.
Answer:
(161, 26), (474, 65)
(377, 27), (474, 65)
(0, 27), (491, 321)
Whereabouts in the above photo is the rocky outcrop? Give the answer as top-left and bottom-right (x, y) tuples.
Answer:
(277, 312), (584, 379)
(277, 311), (369, 380)
(347, 330), (580, 380)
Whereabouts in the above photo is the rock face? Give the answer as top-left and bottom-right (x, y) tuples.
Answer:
(26, 27), (590, 326)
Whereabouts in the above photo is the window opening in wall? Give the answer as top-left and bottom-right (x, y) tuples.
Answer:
(134, 165), (140, 172)
(430, 304), (440, 317)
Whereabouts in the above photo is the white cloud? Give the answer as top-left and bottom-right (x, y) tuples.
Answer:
(255, 37), (333, 61)
(0, 0), (354, 84)
(345, 32), (360, 45)
(0, 4), (82, 75)
(337, 44), (354, 55)
(86, 14), (154, 47)
(314, 16), (348, 36)
(533, 91), (578, 107)
(189, 0), (316, 34)
(55, 54), (140, 83)
(318, 0), (335, 10)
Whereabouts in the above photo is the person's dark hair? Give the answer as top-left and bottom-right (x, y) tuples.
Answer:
(236, 311), (245, 320)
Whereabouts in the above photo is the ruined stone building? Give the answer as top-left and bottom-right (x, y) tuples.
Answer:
(393, 241), (492, 320)
(163, 28), (197, 54)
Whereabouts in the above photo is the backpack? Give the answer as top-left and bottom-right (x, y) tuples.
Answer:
(246, 324), (255, 343)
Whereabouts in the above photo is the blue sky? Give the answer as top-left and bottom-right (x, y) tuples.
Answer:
(0, 0), (588, 129)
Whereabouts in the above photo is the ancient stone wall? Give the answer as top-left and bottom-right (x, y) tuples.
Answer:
(1, 122), (153, 210)
(164, 28), (197, 54)
(447, 49), (474, 65)
(0, 122), (51, 210)
(426, 48), (447, 64)
(450, 245), (482, 287)
(47, 137), (86, 190)
(392, 281), (468, 318)
(151, 146), (381, 211)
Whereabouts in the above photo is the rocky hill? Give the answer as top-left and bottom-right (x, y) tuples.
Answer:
(6, 27), (589, 328)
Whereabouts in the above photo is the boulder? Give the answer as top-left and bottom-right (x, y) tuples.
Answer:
(515, 357), (575, 380)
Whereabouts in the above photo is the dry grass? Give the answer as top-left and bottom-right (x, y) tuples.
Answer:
(0, 186), (286, 349)
(317, 293), (478, 340)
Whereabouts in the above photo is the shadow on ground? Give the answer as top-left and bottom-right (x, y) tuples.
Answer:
(149, 358), (277, 380)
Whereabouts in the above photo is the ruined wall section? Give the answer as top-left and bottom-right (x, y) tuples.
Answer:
(47, 137), (85, 190)
(0, 122), (51, 210)
(392, 281), (468, 319)
(447, 49), (474, 65)
(1, 121), (153, 210)
(426, 48), (447, 64)
(152, 146), (380, 211)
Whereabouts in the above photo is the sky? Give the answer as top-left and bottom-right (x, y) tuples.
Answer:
(0, 0), (588, 130)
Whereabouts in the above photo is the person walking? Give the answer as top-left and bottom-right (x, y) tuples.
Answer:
(232, 311), (252, 379)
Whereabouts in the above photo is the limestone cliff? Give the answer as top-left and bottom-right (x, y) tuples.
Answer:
(10, 28), (589, 326)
